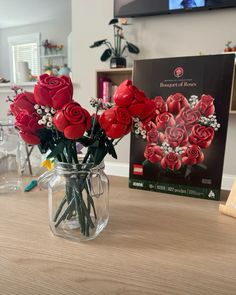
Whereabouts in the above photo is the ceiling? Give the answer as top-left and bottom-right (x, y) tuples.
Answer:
(0, 0), (71, 29)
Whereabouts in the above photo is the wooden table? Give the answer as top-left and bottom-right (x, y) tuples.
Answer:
(0, 176), (235, 295)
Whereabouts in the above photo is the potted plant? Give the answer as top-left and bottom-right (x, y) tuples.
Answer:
(89, 18), (140, 68)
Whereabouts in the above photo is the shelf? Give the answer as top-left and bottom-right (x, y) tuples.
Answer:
(40, 54), (65, 58)
(96, 68), (133, 101)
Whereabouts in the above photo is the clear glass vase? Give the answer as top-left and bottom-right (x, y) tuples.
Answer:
(0, 119), (21, 194)
(48, 161), (109, 242)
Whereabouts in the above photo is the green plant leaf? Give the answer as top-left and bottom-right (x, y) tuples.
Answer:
(100, 48), (112, 61)
(109, 18), (118, 25)
(127, 42), (140, 54)
(106, 140), (117, 159)
(78, 136), (94, 147)
(89, 39), (107, 48)
(47, 141), (65, 159)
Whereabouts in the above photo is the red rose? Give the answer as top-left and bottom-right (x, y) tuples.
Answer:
(15, 110), (42, 145)
(153, 96), (168, 114)
(128, 98), (156, 123)
(34, 74), (73, 109)
(189, 124), (214, 148)
(114, 80), (156, 122)
(161, 152), (181, 171)
(195, 94), (215, 117)
(165, 125), (188, 147)
(182, 145), (204, 165)
(54, 101), (91, 139)
(144, 144), (164, 163)
(113, 80), (146, 108)
(99, 106), (132, 139)
(156, 112), (175, 130)
(147, 128), (164, 144)
(176, 107), (201, 130)
(142, 121), (156, 132)
(166, 93), (189, 114)
(10, 92), (36, 116)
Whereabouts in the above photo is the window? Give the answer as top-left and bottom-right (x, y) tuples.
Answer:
(8, 33), (41, 83)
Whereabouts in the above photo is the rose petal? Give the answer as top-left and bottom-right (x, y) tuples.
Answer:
(64, 125), (85, 139)
(34, 84), (52, 107)
(20, 130), (40, 145)
(53, 111), (69, 132)
(51, 87), (73, 109)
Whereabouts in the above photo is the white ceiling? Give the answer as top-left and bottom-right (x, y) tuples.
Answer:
(0, 0), (71, 29)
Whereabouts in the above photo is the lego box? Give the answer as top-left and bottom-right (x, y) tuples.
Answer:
(129, 55), (235, 200)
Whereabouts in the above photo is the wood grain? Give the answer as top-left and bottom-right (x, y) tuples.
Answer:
(0, 176), (235, 295)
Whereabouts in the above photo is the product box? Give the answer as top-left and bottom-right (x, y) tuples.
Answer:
(129, 55), (235, 200)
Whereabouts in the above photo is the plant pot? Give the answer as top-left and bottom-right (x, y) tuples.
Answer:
(110, 57), (127, 69)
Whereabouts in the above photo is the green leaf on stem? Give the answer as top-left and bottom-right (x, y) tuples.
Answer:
(89, 39), (107, 48)
(127, 42), (140, 54)
(47, 141), (65, 159)
(109, 18), (118, 25)
(106, 140), (117, 159)
(78, 136), (95, 147)
(100, 48), (112, 61)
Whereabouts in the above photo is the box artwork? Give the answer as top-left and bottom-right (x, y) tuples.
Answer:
(129, 55), (235, 200)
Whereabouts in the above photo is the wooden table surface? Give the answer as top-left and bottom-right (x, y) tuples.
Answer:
(0, 176), (235, 295)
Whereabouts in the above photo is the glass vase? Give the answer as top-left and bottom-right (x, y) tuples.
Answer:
(0, 119), (21, 194)
(48, 161), (109, 242)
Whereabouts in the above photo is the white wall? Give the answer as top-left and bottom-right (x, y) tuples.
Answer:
(0, 18), (72, 79)
(75, 1), (236, 177)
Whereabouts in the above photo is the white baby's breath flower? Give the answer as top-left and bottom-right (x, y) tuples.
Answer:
(34, 104), (39, 109)
(47, 122), (53, 128)
(51, 108), (56, 114)
(37, 109), (43, 115)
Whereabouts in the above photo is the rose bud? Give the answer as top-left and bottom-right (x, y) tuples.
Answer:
(10, 92), (36, 116)
(144, 144), (164, 163)
(176, 107), (201, 130)
(54, 101), (91, 139)
(161, 152), (181, 171)
(155, 112), (175, 130)
(15, 110), (43, 145)
(165, 125), (188, 148)
(147, 128), (165, 144)
(153, 96), (168, 114)
(113, 80), (146, 108)
(195, 94), (215, 117)
(182, 145), (204, 165)
(99, 106), (132, 139)
(34, 74), (73, 109)
(189, 124), (215, 148)
(166, 93), (189, 114)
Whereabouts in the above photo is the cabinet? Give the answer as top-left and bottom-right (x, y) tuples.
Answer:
(96, 68), (132, 102)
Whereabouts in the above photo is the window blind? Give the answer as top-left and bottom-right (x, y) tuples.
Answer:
(8, 33), (41, 83)
(11, 42), (40, 82)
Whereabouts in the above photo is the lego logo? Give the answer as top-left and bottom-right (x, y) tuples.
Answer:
(133, 164), (143, 175)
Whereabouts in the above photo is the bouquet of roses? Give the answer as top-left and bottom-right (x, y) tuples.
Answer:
(130, 86), (220, 177)
(9, 75), (155, 238)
